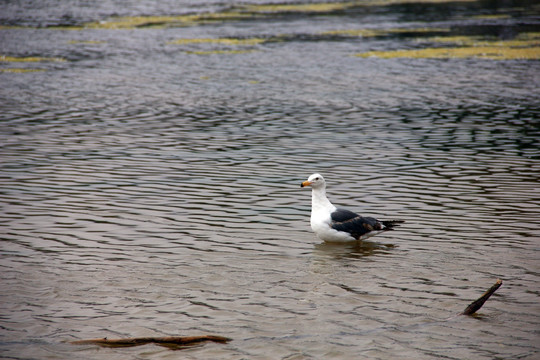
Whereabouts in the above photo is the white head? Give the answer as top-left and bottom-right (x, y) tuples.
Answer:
(300, 173), (326, 189)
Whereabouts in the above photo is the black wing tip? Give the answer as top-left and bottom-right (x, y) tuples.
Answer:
(381, 220), (405, 230)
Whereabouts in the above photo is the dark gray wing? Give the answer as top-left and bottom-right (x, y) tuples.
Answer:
(330, 208), (383, 240)
(330, 208), (360, 222)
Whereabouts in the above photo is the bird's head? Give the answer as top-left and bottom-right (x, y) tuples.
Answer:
(301, 173), (326, 189)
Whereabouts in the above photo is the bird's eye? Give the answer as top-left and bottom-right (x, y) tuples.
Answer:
(315, 177), (320, 180)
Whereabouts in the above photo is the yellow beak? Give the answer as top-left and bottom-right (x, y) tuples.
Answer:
(300, 180), (311, 188)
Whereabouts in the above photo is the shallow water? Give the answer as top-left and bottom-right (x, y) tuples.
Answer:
(1, 0), (539, 359)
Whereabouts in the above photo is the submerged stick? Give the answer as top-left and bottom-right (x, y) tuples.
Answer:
(461, 279), (502, 316)
(71, 335), (231, 348)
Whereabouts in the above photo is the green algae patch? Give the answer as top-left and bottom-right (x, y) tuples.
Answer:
(323, 27), (450, 37)
(0, 25), (26, 30)
(0, 55), (65, 62)
(84, 15), (184, 29)
(364, 0), (478, 3)
(355, 32), (540, 60)
(517, 32), (540, 41)
(185, 49), (257, 55)
(323, 28), (385, 37)
(78, 0), (482, 30)
(42, 26), (86, 31)
(170, 36), (266, 54)
(425, 35), (540, 48)
(3, 0), (482, 31)
(83, 12), (253, 29)
(355, 46), (540, 60)
(245, 0), (478, 13)
(168, 37), (266, 46)
(0, 68), (45, 73)
(244, 2), (355, 13)
(1, 55), (64, 73)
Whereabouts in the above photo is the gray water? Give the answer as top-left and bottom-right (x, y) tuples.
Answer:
(1, 0), (539, 359)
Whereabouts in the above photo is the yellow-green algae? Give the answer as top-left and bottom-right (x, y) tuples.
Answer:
(168, 37), (266, 46)
(0, 25), (24, 30)
(0, 55), (65, 62)
(46, 0), (480, 30)
(355, 32), (540, 60)
(80, 0), (411, 30)
(244, 2), (355, 13)
(83, 12), (252, 30)
(323, 27), (450, 37)
(424, 35), (540, 47)
(355, 46), (540, 60)
(184, 49), (257, 55)
(0, 0), (482, 31)
(0, 68), (45, 73)
(517, 32), (540, 40)
(0, 55), (64, 73)
(245, 0), (477, 13)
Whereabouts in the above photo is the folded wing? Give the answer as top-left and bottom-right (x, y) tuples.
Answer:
(330, 208), (383, 240)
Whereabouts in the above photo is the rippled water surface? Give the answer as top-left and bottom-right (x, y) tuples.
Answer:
(1, 0), (539, 359)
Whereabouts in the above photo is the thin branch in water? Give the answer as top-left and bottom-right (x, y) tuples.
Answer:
(71, 335), (231, 348)
(461, 279), (502, 316)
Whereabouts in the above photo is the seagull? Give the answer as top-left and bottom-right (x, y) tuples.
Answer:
(300, 173), (404, 242)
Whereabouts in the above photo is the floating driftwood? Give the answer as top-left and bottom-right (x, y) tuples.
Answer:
(461, 279), (502, 316)
(71, 335), (231, 348)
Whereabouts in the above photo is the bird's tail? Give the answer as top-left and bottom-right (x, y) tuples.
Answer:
(382, 220), (405, 230)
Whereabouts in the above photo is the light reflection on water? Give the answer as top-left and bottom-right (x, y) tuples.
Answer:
(1, 0), (540, 359)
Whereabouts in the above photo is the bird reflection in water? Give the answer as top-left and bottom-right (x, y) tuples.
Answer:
(313, 240), (396, 260)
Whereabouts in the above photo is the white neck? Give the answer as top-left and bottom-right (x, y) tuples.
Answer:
(311, 186), (336, 213)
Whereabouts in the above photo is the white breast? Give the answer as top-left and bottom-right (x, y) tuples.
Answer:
(308, 184), (357, 242)
(310, 208), (356, 242)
